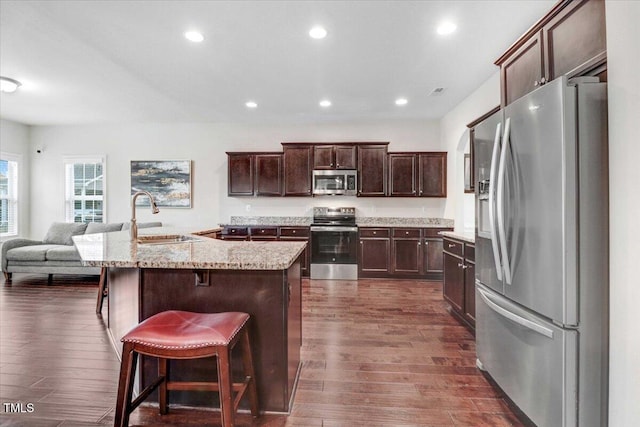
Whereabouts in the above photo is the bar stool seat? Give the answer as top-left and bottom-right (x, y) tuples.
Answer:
(114, 310), (259, 427)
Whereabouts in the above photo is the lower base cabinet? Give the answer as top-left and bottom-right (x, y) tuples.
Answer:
(219, 226), (309, 277)
(443, 236), (475, 329)
(359, 227), (452, 279)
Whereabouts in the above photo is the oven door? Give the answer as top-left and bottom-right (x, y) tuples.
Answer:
(310, 226), (358, 264)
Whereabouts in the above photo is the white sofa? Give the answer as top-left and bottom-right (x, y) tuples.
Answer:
(1, 221), (161, 282)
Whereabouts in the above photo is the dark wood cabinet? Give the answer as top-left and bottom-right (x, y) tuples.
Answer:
(443, 251), (464, 313)
(423, 228), (448, 279)
(313, 144), (357, 170)
(418, 153), (447, 197)
(388, 154), (417, 196)
(443, 236), (475, 330)
(255, 154), (282, 196)
(219, 226), (249, 241)
(218, 225), (310, 277)
(390, 228), (422, 275)
(248, 226), (279, 240)
(358, 228), (391, 277)
(496, 0), (606, 106)
(359, 226), (451, 279)
(387, 152), (447, 198)
(279, 227), (310, 277)
(227, 152), (282, 197)
(227, 153), (254, 196)
(357, 144), (389, 196)
(282, 145), (313, 196)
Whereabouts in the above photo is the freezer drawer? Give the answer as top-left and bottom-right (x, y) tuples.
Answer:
(476, 284), (577, 427)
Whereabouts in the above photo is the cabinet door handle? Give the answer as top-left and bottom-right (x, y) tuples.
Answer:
(457, 263), (464, 268)
(534, 80), (539, 87)
(448, 243), (455, 248)
(405, 231), (409, 235)
(418, 242), (421, 246)
(373, 231), (377, 235)
(540, 77), (547, 84)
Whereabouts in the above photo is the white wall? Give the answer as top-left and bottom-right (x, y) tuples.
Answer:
(440, 72), (500, 232)
(0, 118), (31, 239)
(605, 1), (640, 425)
(28, 118), (444, 238)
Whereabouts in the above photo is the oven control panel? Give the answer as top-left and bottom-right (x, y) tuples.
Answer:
(313, 207), (356, 217)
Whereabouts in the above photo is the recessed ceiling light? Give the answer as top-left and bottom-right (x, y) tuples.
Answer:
(309, 26), (327, 39)
(319, 99), (332, 108)
(0, 76), (22, 93)
(395, 98), (408, 106)
(245, 101), (258, 108)
(436, 21), (457, 36)
(184, 31), (204, 43)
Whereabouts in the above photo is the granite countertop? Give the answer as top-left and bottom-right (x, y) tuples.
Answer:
(357, 217), (454, 228)
(227, 216), (312, 226)
(72, 227), (305, 270)
(440, 230), (475, 244)
(225, 216), (454, 228)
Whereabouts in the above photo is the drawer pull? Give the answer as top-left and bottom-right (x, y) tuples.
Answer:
(448, 243), (455, 248)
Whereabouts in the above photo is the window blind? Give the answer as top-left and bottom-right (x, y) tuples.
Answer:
(64, 157), (106, 223)
(0, 157), (19, 237)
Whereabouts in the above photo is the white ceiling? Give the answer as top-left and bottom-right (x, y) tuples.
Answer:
(0, 0), (554, 126)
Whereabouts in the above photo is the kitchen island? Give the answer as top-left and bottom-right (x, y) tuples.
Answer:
(73, 228), (305, 413)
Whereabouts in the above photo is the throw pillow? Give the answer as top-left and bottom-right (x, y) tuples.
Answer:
(42, 222), (89, 245)
(85, 222), (124, 234)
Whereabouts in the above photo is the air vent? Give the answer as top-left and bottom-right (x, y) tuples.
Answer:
(429, 87), (446, 96)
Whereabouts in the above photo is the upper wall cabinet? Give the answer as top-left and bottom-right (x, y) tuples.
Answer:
(313, 144), (357, 170)
(418, 153), (447, 197)
(227, 152), (282, 197)
(282, 144), (313, 196)
(227, 153), (254, 196)
(496, 0), (606, 106)
(388, 152), (447, 198)
(357, 144), (389, 196)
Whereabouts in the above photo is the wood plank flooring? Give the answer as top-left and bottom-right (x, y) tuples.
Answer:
(1, 273), (525, 426)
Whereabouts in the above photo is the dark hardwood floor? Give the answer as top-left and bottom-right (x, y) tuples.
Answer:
(1, 273), (523, 426)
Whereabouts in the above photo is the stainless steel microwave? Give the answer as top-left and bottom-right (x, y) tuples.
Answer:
(312, 170), (357, 196)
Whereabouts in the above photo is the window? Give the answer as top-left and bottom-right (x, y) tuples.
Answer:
(0, 153), (19, 237)
(64, 157), (106, 223)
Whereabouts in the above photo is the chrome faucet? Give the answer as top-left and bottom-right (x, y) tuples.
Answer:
(130, 191), (160, 241)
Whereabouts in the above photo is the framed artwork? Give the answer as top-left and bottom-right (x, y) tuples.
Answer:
(130, 160), (191, 208)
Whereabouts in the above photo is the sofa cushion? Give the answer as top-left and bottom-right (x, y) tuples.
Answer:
(45, 246), (81, 262)
(122, 221), (162, 230)
(85, 222), (124, 234)
(43, 222), (88, 245)
(6, 245), (61, 262)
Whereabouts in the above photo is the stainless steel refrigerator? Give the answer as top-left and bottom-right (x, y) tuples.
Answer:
(474, 76), (608, 427)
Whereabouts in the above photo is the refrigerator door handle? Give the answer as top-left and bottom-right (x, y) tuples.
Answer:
(496, 117), (513, 285)
(477, 287), (554, 339)
(488, 122), (503, 280)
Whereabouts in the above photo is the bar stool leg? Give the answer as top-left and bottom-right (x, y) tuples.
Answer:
(216, 347), (235, 427)
(240, 328), (260, 417)
(114, 343), (138, 427)
(158, 358), (168, 415)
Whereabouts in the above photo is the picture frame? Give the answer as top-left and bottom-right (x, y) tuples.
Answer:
(130, 160), (192, 208)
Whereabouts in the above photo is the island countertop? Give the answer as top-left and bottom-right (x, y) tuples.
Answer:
(72, 227), (306, 270)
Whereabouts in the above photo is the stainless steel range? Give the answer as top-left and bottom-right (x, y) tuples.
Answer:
(310, 207), (358, 280)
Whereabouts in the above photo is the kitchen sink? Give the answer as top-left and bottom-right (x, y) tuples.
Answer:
(137, 234), (201, 244)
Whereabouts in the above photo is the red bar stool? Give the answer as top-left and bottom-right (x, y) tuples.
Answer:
(114, 310), (259, 427)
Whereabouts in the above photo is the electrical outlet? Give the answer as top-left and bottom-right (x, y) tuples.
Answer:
(245, 204), (251, 212)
